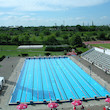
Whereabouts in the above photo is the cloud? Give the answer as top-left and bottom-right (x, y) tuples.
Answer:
(75, 17), (85, 20)
(0, 15), (109, 26)
(100, 16), (108, 19)
(0, 12), (4, 15)
(0, 0), (109, 11)
(0, 15), (87, 26)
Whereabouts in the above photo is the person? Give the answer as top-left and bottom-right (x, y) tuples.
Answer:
(92, 62), (94, 65)
(81, 105), (84, 109)
(105, 106), (109, 110)
(103, 107), (106, 110)
(73, 106), (76, 110)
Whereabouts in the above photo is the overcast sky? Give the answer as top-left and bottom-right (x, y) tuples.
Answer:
(0, 0), (110, 26)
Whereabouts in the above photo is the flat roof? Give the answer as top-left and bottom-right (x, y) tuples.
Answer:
(18, 45), (43, 49)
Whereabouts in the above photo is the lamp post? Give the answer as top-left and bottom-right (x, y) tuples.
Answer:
(88, 65), (91, 76)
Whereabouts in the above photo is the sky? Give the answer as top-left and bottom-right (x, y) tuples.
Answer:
(0, 0), (110, 26)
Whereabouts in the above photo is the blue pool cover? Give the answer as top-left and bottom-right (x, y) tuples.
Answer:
(10, 57), (110, 104)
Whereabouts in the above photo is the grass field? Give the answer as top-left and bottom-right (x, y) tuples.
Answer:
(0, 45), (64, 57)
(76, 47), (89, 53)
(0, 45), (89, 57)
(90, 43), (110, 49)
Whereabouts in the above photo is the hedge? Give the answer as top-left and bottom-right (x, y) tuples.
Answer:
(0, 55), (5, 61)
(45, 46), (71, 51)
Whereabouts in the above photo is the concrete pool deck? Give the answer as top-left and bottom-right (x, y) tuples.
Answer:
(0, 56), (110, 110)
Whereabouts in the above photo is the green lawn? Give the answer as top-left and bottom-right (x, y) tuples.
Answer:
(76, 47), (89, 53)
(0, 45), (18, 50)
(0, 45), (64, 57)
(90, 43), (110, 49)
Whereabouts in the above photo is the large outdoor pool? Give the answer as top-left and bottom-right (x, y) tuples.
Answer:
(10, 57), (110, 104)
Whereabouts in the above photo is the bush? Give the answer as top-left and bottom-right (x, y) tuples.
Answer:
(0, 55), (5, 61)
(82, 43), (86, 48)
(45, 52), (51, 56)
(18, 54), (21, 57)
(77, 51), (82, 55)
(45, 46), (71, 51)
(21, 53), (28, 57)
(75, 49), (82, 55)
(98, 32), (106, 40)
(64, 50), (67, 55)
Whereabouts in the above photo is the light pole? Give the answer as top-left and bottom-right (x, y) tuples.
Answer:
(88, 65), (91, 76)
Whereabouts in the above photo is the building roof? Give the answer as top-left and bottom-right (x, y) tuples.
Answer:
(18, 45), (43, 49)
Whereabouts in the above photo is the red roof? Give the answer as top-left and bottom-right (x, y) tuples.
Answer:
(67, 51), (77, 55)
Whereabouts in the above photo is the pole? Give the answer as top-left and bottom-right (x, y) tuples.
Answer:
(89, 66), (91, 76)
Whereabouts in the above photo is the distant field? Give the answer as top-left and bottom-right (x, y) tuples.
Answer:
(0, 45), (64, 57)
(90, 43), (110, 49)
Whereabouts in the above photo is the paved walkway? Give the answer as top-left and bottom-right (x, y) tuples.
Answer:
(0, 57), (25, 110)
(0, 57), (20, 80)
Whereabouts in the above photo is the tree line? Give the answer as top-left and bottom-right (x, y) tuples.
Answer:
(0, 25), (110, 47)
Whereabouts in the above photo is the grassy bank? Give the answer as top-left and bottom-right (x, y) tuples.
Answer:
(0, 45), (64, 57)
(76, 47), (89, 53)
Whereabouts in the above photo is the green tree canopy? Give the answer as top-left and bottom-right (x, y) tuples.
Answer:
(44, 35), (58, 45)
(69, 35), (83, 47)
(98, 32), (106, 40)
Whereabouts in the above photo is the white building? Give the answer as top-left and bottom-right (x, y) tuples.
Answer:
(0, 77), (5, 90)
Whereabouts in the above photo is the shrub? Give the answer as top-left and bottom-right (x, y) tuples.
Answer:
(64, 50), (67, 55)
(45, 52), (51, 56)
(45, 46), (71, 51)
(0, 55), (5, 61)
(82, 43), (86, 48)
(21, 53), (28, 57)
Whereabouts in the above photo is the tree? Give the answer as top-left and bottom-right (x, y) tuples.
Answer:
(44, 35), (58, 45)
(69, 35), (83, 47)
(11, 36), (19, 44)
(30, 36), (37, 44)
(19, 35), (28, 44)
(43, 30), (51, 35)
(76, 25), (82, 31)
(3, 35), (11, 43)
(55, 31), (61, 37)
(63, 35), (68, 40)
(98, 32), (106, 40)
(107, 34), (110, 40)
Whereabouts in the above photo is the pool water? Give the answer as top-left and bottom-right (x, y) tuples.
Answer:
(10, 57), (110, 104)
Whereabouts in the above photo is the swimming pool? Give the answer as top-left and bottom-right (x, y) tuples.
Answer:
(10, 57), (110, 104)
